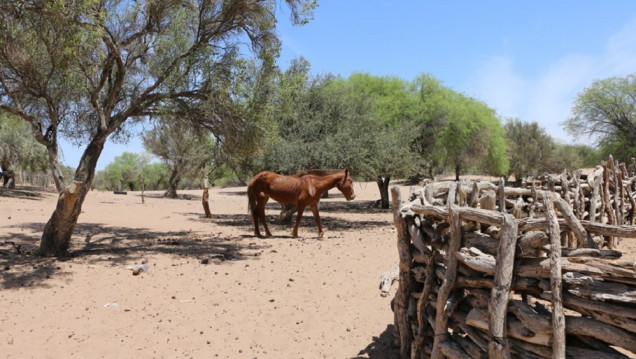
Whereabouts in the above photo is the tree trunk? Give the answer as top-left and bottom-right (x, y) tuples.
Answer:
(202, 177), (211, 218)
(38, 138), (105, 257)
(47, 142), (66, 193)
(377, 174), (391, 209)
(1, 167), (15, 189)
(164, 167), (181, 198)
(455, 164), (461, 181)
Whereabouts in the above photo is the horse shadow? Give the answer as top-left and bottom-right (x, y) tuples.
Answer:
(351, 324), (399, 359)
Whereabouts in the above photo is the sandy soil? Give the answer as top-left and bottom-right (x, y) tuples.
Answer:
(1, 182), (406, 359)
(2, 180), (635, 359)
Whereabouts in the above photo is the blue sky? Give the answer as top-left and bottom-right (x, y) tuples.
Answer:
(61, 1), (636, 170)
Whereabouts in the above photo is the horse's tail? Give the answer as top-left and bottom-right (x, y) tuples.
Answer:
(247, 181), (257, 218)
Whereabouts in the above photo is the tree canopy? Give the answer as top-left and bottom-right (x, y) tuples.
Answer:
(565, 74), (636, 162)
(0, 0), (316, 256)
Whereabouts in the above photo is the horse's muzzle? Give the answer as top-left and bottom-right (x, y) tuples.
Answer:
(347, 193), (356, 201)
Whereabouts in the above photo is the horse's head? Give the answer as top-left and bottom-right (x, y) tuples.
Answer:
(337, 169), (356, 201)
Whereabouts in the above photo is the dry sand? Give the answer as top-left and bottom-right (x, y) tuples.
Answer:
(1, 182), (405, 359)
(2, 180), (635, 359)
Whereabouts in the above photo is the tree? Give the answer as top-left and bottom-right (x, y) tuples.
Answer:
(564, 74), (636, 162)
(436, 92), (508, 180)
(102, 152), (142, 191)
(345, 73), (419, 207)
(0, 0), (315, 256)
(143, 120), (215, 198)
(504, 118), (555, 184)
(0, 113), (48, 188)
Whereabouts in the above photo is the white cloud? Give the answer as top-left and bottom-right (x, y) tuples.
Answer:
(467, 16), (636, 144)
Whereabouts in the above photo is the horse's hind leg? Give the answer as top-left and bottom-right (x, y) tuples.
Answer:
(310, 204), (324, 238)
(251, 205), (262, 237)
(258, 198), (272, 237)
(291, 206), (305, 238)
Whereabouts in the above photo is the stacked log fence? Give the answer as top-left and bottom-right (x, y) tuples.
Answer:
(391, 156), (636, 359)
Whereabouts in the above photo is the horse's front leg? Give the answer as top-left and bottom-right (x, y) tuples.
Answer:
(292, 205), (305, 238)
(309, 204), (324, 238)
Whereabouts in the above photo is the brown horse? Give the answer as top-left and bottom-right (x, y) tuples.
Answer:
(247, 169), (355, 238)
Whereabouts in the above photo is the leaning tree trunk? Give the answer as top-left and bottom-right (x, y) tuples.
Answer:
(164, 167), (181, 199)
(39, 138), (105, 257)
(377, 174), (391, 209)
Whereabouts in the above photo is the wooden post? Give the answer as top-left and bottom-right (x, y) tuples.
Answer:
(544, 194), (566, 359)
(392, 186), (413, 359)
(498, 178), (506, 213)
(431, 207), (461, 359)
(202, 177), (212, 219)
(487, 213), (518, 359)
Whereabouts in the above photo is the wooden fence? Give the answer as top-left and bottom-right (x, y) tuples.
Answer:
(391, 157), (636, 359)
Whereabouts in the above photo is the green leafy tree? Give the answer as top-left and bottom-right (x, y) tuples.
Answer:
(102, 152), (141, 191)
(345, 73), (420, 207)
(504, 118), (555, 184)
(143, 120), (215, 198)
(564, 74), (636, 162)
(436, 93), (509, 180)
(0, 114), (48, 188)
(0, 0), (315, 256)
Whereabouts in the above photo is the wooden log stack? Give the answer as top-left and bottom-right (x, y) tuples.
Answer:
(391, 158), (636, 359)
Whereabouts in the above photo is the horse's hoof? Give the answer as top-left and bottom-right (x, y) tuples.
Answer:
(318, 232), (325, 239)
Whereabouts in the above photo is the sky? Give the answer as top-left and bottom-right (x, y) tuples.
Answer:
(60, 1), (636, 170)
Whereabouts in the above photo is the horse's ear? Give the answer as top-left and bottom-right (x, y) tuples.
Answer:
(344, 169), (349, 180)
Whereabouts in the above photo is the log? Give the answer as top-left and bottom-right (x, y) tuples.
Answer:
(566, 316), (636, 354)
(392, 187), (413, 359)
(466, 308), (552, 346)
(552, 193), (596, 248)
(544, 194), (566, 358)
(455, 247), (496, 275)
(412, 258), (437, 359)
(431, 210), (462, 359)
(488, 213), (518, 359)
(463, 232), (498, 256)
(380, 265), (399, 297)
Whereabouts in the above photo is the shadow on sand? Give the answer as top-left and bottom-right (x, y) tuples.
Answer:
(0, 221), (271, 290)
(352, 324), (400, 359)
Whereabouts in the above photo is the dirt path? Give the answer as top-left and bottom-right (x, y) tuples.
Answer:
(1, 182), (404, 359)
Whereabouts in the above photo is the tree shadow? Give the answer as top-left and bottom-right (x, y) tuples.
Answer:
(0, 186), (52, 200)
(187, 210), (389, 233)
(0, 221), (271, 290)
(351, 324), (399, 359)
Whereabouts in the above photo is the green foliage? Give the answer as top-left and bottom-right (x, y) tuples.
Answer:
(565, 74), (636, 163)
(434, 92), (509, 179)
(142, 119), (216, 196)
(504, 118), (555, 181)
(101, 152), (143, 191)
(94, 153), (169, 191)
(0, 113), (48, 172)
(258, 63), (417, 179)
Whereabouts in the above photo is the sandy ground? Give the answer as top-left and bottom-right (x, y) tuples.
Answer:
(2, 180), (635, 359)
(1, 182), (406, 359)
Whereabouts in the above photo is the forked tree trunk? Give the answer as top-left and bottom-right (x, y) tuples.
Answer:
(39, 138), (105, 257)
(377, 174), (391, 209)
